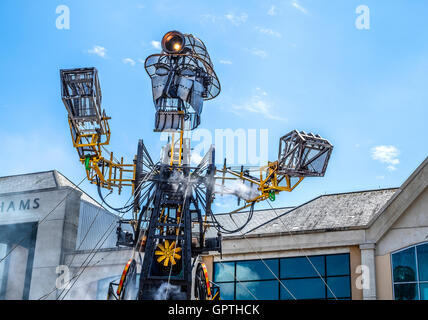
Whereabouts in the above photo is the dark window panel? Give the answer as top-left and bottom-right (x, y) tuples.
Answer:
(214, 262), (235, 282)
(394, 283), (418, 300)
(280, 256), (325, 279)
(392, 247), (417, 283)
(326, 276), (351, 299)
(0, 223), (38, 300)
(236, 260), (278, 281)
(280, 278), (326, 300)
(326, 254), (350, 276)
(417, 243), (428, 281)
(236, 280), (278, 300)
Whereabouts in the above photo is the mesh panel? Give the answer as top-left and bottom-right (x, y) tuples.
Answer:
(145, 34), (220, 100)
(61, 68), (101, 119)
(306, 151), (328, 174)
(278, 130), (333, 177)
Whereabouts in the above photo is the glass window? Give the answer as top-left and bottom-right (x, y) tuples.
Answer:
(326, 254), (350, 276)
(216, 282), (234, 300)
(0, 223), (37, 300)
(394, 283), (418, 300)
(280, 278), (326, 300)
(281, 256), (325, 278)
(0, 244), (7, 297)
(419, 283), (428, 300)
(3, 245), (28, 300)
(391, 242), (428, 300)
(236, 260), (278, 281)
(214, 262), (235, 282)
(236, 280), (278, 300)
(327, 276), (351, 299)
(417, 243), (428, 281)
(213, 253), (351, 300)
(392, 247), (417, 282)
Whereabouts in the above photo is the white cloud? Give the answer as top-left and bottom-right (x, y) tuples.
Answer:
(219, 59), (233, 65)
(255, 87), (268, 96)
(255, 26), (282, 38)
(88, 45), (107, 58)
(267, 5), (277, 16)
(371, 145), (400, 171)
(151, 41), (161, 50)
(122, 58), (136, 66)
(291, 1), (308, 14)
(201, 12), (248, 27)
(247, 48), (268, 58)
(231, 88), (286, 121)
(200, 14), (218, 23)
(225, 12), (248, 26)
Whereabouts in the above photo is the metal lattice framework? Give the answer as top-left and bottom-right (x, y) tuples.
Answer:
(145, 32), (220, 131)
(125, 143), (221, 300)
(61, 67), (104, 128)
(278, 130), (333, 177)
(59, 30), (334, 301)
(145, 33), (220, 99)
(60, 68), (135, 194)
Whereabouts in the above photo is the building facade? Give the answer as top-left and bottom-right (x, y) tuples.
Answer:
(0, 157), (426, 300)
(202, 157), (428, 300)
(0, 170), (121, 300)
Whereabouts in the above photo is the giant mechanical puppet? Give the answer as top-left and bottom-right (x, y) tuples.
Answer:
(60, 31), (333, 300)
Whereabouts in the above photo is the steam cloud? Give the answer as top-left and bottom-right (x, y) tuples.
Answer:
(153, 282), (182, 300)
(215, 180), (259, 201)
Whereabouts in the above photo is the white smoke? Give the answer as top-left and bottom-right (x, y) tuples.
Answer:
(153, 282), (182, 300)
(60, 280), (96, 300)
(215, 180), (259, 201)
(190, 152), (204, 165)
(169, 170), (260, 202)
(167, 170), (200, 197)
(168, 170), (188, 184)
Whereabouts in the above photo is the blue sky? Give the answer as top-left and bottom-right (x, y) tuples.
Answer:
(0, 0), (427, 215)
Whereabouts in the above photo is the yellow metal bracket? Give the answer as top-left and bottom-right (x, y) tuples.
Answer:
(68, 116), (136, 195)
(215, 161), (305, 206)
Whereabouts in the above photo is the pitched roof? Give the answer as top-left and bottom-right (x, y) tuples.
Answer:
(212, 188), (398, 238)
(0, 170), (58, 194)
(0, 170), (103, 208)
(366, 157), (428, 242)
(205, 206), (294, 237)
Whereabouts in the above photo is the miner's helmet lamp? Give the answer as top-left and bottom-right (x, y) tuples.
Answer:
(162, 31), (185, 54)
